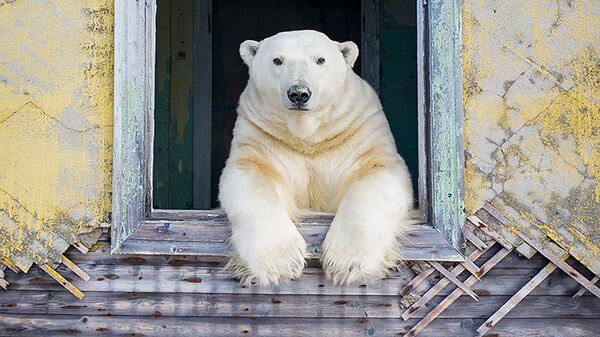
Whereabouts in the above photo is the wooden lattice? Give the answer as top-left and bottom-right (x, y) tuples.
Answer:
(400, 203), (600, 337)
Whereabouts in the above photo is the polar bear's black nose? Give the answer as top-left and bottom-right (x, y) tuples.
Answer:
(287, 85), (311, 105)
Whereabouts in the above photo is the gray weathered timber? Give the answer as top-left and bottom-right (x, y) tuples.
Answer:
(112, 0), (153, 253)
(426, 0), (465, 249)
(2, 291), (600, 320)
(193, 0), (213, 210)
(2, 315), (599, 337)
(7, 261), (596, 297)
(361, 0), (380, 93)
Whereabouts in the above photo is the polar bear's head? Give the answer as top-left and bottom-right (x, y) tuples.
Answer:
(239, 30), (359, 113)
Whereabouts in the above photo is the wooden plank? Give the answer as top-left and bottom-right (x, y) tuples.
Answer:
(39, 264), (84, 300)
(477, 262), (558, 336)
(573, 276), (599, 299)
(2, 291), (600, 319)
(429, 261), (479, 301)
(361, 0), (381, 93)
(427, 0), (465, 249)
(193, 0), (213, 209)
(112, 0), (150, 252)
(151, 0), (171, 209)
(399, 267), (434, 297)
(403, 247), (512, 337)
(484, 204), (600, 299)
(1, 257), (20, 273)
(463, 227), (487, 251)
(61, 255), (90, 282)
(167, 0), (195, 209)
(467, 214), (514, 250)
(8, 262), (593, 297)
(71, 242), (89, 254)
(401, 243), (495, 320)
(2, 315), (599, 337)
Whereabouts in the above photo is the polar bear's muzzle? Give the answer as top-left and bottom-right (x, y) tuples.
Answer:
(286, 84), (312, 110)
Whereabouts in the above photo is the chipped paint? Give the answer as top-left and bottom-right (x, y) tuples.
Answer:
(463, 0), (599, 274)
(0, 1), (113, 268)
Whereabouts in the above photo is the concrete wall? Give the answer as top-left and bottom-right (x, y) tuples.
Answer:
(462, 0), (599, 272)
(0, 0), (113, 270)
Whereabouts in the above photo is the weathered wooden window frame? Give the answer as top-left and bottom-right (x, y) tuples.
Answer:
(112, 0), (465, 262)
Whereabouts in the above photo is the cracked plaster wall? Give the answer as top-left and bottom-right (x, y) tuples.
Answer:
(463, 0), (599, 274)
(0, 0), (113, 271)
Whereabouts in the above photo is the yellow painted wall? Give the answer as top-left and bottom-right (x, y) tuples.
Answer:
(0, 0), (597, 274)
(0, 0), (113, 270)
(463, 0), (599, 273)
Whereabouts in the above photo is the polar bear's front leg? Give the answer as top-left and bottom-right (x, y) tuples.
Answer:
(219, 164), (306, 286)
(321, 166), (413, 285)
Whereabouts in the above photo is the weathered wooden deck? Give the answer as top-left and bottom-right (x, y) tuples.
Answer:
(1, 235), (599, 337)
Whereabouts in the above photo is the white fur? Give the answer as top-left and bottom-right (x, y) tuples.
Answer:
(219, 30), (414, 286)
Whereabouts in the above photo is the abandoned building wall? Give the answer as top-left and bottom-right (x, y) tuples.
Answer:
(462, 0), (599, 273)
(0, 0), (114, 270)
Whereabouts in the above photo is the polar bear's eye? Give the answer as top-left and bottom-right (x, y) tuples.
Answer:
(316, 57), (326, 65)
(273, 58), (283, 66)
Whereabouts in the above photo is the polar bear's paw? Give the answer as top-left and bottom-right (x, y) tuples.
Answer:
(225, 230), (307, 286)
(320, 239), (401, 285)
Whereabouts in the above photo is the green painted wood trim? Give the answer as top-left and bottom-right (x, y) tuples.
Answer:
(427, 0), (465, 249)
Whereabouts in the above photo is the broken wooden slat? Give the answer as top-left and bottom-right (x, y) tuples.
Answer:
(467, 215), (514, 250)
(399, 267), (435, 297)
(72, 242), (89, 254)
(401, 242), (495, 321)
(61, 255), (90, 281)
(0, 269), (7, 289)
(463, 227), (487, 250)
(477, 262), (558, 336)
(39, 264), (85, 300)
(484, 204), (600, 299)
(461, 258), (481, 276)
(403, 247), (513, 337)
(429, 261), (479, 301)
(573, 276), (599, 299)
(1, 257), (20, 273)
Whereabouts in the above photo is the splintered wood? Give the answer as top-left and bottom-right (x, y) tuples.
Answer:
(400, 203), (600, 337)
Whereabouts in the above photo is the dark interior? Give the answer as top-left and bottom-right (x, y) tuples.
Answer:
(153, 0), (417, 210)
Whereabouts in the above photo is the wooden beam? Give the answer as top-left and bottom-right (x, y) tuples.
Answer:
(477, 262), (557, 336)
(61, 255), (90, 281)
(403, 247), (512, 337)
(573, 276), (599, 299)
(467, 215), (514, 250)
(399, 267), (434, 297)
(430, 261), (479, 301)
(71, 242), (89, 254)
(484, 204), (600, 299)
(39, 264), (85, 300)
(401, 242), (495, 321)
(1, 257), (20, 273)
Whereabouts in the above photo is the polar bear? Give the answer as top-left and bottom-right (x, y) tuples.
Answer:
(219, 30), (414, 286)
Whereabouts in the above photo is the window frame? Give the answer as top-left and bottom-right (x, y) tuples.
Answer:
(112, 0), (465, 261)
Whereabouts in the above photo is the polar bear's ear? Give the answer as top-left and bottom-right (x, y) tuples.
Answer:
(240, 40), (260, 66)
(338, 41), (359, 67)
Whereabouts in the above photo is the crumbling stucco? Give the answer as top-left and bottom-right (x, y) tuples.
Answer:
(0, 1), (113, 271)
(463, 0), (599, 274)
